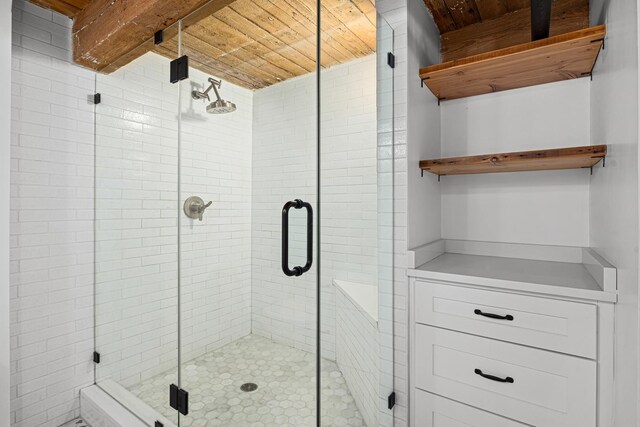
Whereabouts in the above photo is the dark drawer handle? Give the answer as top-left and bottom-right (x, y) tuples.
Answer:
(474, 369), (514, 383)
(474, 309), (513, 321)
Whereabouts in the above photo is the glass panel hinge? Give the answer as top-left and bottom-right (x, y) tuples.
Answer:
(170, 384), (189, 415)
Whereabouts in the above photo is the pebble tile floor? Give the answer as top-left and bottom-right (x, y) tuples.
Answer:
(128, 335), (366, 426)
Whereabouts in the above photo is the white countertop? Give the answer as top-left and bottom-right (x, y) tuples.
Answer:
(408, 243), (617, 303)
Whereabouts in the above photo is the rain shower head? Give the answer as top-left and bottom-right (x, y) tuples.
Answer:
(191, 77), (237, 114)
(207, 99), (237, 114)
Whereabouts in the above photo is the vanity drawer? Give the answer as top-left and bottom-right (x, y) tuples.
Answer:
(414, 325), (596, 427)
(414, 390), (527, 427)
(414, 281), (597, 358)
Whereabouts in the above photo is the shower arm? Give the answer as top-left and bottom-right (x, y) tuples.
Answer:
(208, 78), (224, 102)
(194, 78), (223, 102)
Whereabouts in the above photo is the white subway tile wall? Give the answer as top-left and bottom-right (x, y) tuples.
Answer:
(251, 55), (378, 361)
(179, 65), (254, 360)
(336, 286), (379, 427)
(94, 52), (181, 392)
(320, 55), (379, 363)
(94, 51), (254, 390)
(10, 1), (95, 426)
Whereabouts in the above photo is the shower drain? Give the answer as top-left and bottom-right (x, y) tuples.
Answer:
(240, 383), (258, 392)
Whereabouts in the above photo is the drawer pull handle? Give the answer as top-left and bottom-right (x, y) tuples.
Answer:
(474, 309), (514, 321)
(474, 369), (514, 384)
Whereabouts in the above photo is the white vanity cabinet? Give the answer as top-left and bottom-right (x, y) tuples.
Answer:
(408, 240), (617, 427)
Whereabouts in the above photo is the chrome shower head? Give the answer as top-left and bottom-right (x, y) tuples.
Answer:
(191, 77), (236, 114)
(206, 99), (237, 114)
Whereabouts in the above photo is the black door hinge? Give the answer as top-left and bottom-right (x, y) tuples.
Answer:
(154, 30), (164, 45)
(91, 93), (101, 105)
(155, 422), (164, 427)
(170, 55), (189, 84)
(170, 384), (189, 415)
(93, 351), (100, 364)
(388, 391), (396, 409)
(387, 52), (396, 69)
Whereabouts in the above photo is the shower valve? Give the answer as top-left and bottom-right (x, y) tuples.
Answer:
(183, 196), (212, 221)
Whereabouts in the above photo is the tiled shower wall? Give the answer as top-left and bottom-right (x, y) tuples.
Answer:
(336, 286), (379, 427)
(251, 55), (378, 360)
(94, 52), (254, 387)
(10, 0), (383, 424)
(10, 1), (95, 425)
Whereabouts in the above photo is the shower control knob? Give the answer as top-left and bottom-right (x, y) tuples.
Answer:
(183, 196), (212, 221)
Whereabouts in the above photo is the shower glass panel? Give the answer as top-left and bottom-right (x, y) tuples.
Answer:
(175, 2), (319, 425)
(376, 15), (395, 427)
(93, 0), (392, 425)
(94, 32), (180, 426)
(319, 8), (394, 427)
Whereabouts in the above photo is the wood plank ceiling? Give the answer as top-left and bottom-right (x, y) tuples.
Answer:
(155, 0), (376, 89)
(28, 0), (376, 90)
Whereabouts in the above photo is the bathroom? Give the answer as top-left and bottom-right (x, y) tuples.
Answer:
(1, 0), (640, 426)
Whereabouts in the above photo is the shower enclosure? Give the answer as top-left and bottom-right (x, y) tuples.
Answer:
(93, 1), (393, 425)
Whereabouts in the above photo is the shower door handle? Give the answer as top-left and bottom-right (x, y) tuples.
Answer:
(282, 199), (313, 277)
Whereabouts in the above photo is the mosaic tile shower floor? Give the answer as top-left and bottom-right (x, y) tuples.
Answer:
(128, 335), (367, 426)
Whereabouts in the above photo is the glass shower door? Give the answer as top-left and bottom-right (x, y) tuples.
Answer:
(174, 1), (320, 425)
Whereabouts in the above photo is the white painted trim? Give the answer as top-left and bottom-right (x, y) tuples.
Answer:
(597, 302), (615, 427)
(407, 239), (444, 268)
(0, 2), (12, 426)
(582, 248), (617, 293)
(408, 239), (585, 269)
(444, 239), (583, 263)
(410, 272), (617, 303)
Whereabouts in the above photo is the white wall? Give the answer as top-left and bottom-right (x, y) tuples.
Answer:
(251, 55), (378, 360)
(94, 52), (180, 390)
(589, 0), (640, 425)
(251, 68), (319, 355)
(406, 0), (441, 251)
(10, 1), (95, 425)
(2, 2), (13, 427)
(94, 51), (253, 389)
(441, 79), (591, 246)
(179, 64), (253, 361)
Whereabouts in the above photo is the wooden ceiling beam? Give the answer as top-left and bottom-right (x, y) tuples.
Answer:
(72, 0), (236, 71)
(29, 0), (86, 17)
(441, 0), (589, 62)
(422, 0), (533, 33)
(443, 0), (481, 28)
(422, 0), (457, 33)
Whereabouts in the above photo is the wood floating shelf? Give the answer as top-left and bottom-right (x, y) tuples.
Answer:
(420, 145), (607, 177)
(419, 25), (606, 101)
